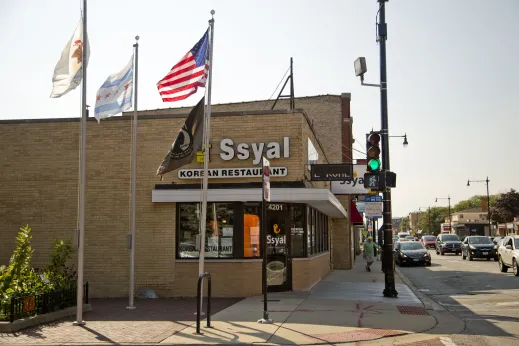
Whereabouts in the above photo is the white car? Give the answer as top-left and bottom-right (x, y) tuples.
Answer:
(497, 236), (519, 276)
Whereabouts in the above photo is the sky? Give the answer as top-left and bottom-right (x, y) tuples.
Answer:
(1, 0), (518, 217)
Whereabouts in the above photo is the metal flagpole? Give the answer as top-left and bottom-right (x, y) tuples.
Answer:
(127, 35), (139, 310)
(74, 0), (87, 325)
(198, 9), (215, 315)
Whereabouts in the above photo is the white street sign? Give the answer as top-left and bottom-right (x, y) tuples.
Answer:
(364, 202), (383, 217)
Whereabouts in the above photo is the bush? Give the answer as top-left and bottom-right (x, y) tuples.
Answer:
(0, 225), (76, 300)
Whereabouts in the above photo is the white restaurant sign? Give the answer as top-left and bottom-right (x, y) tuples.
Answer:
(178, 167), (288, 179)
(331, 165), (369, 195)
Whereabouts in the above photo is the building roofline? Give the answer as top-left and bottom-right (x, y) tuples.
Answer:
(0, 108), (307, 124)
(0, 93), (348, 124)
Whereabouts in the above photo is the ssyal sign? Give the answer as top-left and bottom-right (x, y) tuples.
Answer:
(220, 137), (290, 165)
(331, 165), (369, 194)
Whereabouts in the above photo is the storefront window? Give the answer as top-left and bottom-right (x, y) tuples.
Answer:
(290, 204), (305, 257)
(177, 203), (234, 258)
(244, 205), (261, 258)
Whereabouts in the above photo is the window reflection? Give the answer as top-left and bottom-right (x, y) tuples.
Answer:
(244, 205), (261, 258)
(178, 203), (234, 258)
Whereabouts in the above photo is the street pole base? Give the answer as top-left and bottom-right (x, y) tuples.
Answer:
(257, 311), (272, 324)
(383, 288), (398, 298)
(126, 306), (136, 310)
(73, 321), (85, 326)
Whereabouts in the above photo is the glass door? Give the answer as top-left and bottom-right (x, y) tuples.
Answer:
(266, 203), (291, 292)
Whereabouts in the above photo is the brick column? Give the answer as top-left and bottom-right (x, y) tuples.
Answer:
(332, 195), (353, 269)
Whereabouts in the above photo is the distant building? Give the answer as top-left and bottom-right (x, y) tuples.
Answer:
(450, 208), (492, 237)
(392, 217), (403, 230)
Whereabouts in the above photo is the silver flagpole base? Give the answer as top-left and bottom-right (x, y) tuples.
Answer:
(194, 311), (206, 316)
(126, 306), (136, 310)
(257, 318), (273, 324)
(73, 321), (86, 326)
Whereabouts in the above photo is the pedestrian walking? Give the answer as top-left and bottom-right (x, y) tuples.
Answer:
(363, 236), (378, 271)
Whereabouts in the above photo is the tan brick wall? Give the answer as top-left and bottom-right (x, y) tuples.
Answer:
(174, 261), (262, 297)
(291, 252), (330, 291)
(168, 113), (305, 184)
(331, 195), (353, 269)
(0, 108), (336, 298)
(135, 95), (343, 164)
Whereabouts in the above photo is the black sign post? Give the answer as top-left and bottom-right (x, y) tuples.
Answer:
(310, 164), (353, 181)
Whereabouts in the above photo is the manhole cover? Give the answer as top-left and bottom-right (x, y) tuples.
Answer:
(397, 305), (428, 315)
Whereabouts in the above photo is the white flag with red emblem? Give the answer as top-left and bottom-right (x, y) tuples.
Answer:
(93, 56), (134, 123)
(50, 19), (90, 98)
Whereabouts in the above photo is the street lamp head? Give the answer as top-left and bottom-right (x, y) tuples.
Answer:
(403, 134), (408, 148)
(354, 57), (367, 77)
(467, 180), (470, 187)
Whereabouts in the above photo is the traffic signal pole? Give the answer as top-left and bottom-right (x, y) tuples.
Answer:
(378, 0), (398, 298)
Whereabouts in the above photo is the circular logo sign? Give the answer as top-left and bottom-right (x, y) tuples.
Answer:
(169, 127), (193, 159)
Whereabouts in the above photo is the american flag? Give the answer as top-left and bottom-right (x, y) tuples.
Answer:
(157, 29), (209, 102)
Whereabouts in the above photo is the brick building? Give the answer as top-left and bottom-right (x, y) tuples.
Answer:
(0, 94), (358, 298)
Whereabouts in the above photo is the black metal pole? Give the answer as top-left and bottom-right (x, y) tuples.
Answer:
(486, 177), (491, 236)
(448, 197), (452, 233)
(378, 0), (397, 298)
(261, 181), (269, 321)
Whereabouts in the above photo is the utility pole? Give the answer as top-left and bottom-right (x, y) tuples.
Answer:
(378, 0), (397, 298)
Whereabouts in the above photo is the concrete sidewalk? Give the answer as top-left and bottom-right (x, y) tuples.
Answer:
(0, 258), (439, 345)
(161, 259), (435, 345)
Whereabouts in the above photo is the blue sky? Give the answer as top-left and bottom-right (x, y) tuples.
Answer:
(1, 0), (518, 217)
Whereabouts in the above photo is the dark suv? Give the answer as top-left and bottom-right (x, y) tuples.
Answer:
(462, 236), (496, 261)
(436, 234), (462, 255)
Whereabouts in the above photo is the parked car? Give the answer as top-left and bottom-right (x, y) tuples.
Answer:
(421, 235), (437, 249)
(394, 241), (431, 266)
(405, 236), (416, 241)
(461, 236), (496, 261)
(497, 236), (519, 276)
(436, 233), (462, 255)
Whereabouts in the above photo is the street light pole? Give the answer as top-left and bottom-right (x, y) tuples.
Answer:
(377, 0), (397, 298)
(467, 177), (492, 236)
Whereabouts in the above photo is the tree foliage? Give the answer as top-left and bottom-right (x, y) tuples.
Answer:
(400, 216), (409, 232)
(490, 189), (519, 223)
(452, 194), (500, 213)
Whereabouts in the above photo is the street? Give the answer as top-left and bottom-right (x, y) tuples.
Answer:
(398, 250), (519, 346)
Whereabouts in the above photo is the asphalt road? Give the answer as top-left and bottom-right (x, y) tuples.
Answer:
(398, 250), (519, 346)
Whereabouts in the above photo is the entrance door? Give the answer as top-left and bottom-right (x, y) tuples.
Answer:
(266, 203), (291, 292)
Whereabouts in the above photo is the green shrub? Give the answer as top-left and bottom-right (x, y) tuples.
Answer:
(0, 225), (77, 300)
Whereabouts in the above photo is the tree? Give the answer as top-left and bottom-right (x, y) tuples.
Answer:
(416, 207), (448, 235)
(452, 194), (500, 213)
(490, 189), (519, 223)
(400, 216), (409, 232)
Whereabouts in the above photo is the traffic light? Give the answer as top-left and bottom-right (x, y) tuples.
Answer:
(366, 132), (381, 172)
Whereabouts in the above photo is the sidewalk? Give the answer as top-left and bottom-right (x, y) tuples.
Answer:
(0, 258), (438, 345)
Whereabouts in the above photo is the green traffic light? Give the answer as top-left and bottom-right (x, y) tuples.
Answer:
(368, 158), (381, 171)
